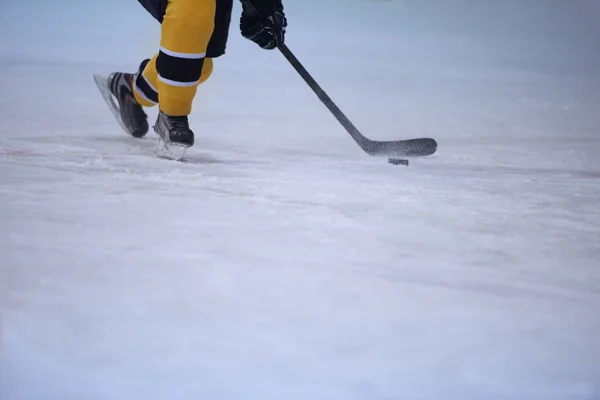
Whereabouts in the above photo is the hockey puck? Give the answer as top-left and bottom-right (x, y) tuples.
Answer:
(388, 158), (409, 166)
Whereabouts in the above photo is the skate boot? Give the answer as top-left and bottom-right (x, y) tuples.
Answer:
(153, 111), (194, 161)
(93, 59), (150, 138)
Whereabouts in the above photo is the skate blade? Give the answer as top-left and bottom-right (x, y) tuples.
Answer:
(93, 74), (129, 135)
(156, 137), (188, 161)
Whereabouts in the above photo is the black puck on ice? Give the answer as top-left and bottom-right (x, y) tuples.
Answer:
(388, 158), (409, 166)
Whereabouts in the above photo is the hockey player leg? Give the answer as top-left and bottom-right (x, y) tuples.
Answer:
(153, 0), (216, 160)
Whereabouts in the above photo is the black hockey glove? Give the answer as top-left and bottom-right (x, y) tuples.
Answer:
(240, 0), (286, 50)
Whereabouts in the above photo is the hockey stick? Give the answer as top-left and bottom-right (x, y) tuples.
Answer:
(241, 1), (437, 158)
(277, 43), (436, 157)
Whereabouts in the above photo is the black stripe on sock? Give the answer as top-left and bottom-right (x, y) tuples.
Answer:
(157, 50), (205, 84)
(135, 73), (159, 103)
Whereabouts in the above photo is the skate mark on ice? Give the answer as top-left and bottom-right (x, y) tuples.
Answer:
(426, 162), (600, 180)
(181, 153), (271, 167)
(353, 263), (600, 311)
(0, 148), (42, 157)
(0, 147), (116, 160)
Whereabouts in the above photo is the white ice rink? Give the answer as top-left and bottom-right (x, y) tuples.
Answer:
(1, 0), (599, 399)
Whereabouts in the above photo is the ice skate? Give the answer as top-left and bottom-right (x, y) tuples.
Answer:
(93, 59), (150, 138)
(153, 111), (194, 161)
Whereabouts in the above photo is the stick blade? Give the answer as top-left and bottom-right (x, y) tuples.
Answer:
(361, 138), (438, 158)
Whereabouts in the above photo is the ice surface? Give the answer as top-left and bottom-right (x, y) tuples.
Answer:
(1, 1), (600, 399)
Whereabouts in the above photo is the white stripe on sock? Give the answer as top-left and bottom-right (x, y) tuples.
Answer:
(142, 74), (158, 94)
(158, 74), (200, 87)
(159, 46), (206, 59)
(133, 80), (158, 104)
